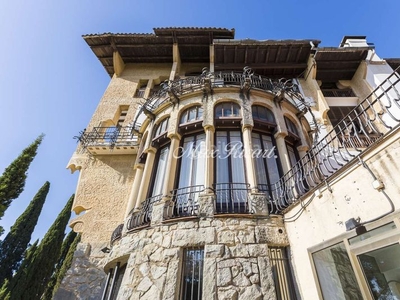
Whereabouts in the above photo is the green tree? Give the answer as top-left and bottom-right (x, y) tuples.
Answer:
(2, 194), (74, 300)
(0, 181), (50, 286)
(0, 134), (44, 236)
(0, 239), (39, 300)
(41, 231), (80, 300)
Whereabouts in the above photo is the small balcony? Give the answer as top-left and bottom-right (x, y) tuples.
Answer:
(75, 126), (139, 155)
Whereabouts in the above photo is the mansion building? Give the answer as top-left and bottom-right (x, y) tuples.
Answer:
(60, 27), (400, 300)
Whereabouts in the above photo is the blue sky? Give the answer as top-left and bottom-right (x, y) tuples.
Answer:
(0, 0), (399, 242)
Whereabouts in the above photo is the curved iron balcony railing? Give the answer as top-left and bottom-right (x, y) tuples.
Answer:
(75, 125), (140, 151)
(164, 185), (205, 219)
(126, 194), (162, 231)
(213, 183), (251, 214)
(110, 223), (124, 245)
(270, 68), (400, 213)
(132, 67), (314, 130)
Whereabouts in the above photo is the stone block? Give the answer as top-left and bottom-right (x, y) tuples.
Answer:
(203, 258), (217, 299)
(171, 227), (215, 247)
(217, 267), (232, 286)
(239, 284), (262, 300)
(205, 244), (224, 258)
(218, 287), (238, 300)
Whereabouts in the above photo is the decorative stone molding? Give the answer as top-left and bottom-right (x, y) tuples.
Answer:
(248, 193), (269, 215)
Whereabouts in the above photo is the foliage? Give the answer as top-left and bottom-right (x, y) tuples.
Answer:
(0, 135), (44, 236)
(0, 240), (39, 300)
(0, 181), (50, 286)
(41, 231), (80, 300)
(2, 195), (74, 299)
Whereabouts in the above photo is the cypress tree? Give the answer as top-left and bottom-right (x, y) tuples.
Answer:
(42, 232), (80, 300)
(3, 195), (74, 300)
(0, 134), (44, 236)
(0, 181), (50, 286)
(0, 239), (39, 300)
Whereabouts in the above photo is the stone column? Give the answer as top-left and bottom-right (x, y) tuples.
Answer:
(124, 163), (144, 217)
(297, 145), (309, 160)
(204, 125), (215, 193)
(135, 147), (157, 210)
(242, 124), (257, 192)
(162, 133), (181, 198)
(274, 132), (291, 174)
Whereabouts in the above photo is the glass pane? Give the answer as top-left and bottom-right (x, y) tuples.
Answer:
(181, 248), (204, 300)
(313, 242), (363, 300)
(349, 222), (397, 245)
(358, 243), (400, 300)
(151, 146), (169, 196)
(188, 107), (196, 122)
(216, 131), (229, 184)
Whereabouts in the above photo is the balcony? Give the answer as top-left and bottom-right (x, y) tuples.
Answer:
(132, 68), (312, 130)
(75, 126), (139, 154)
(270, 68), (400, 213)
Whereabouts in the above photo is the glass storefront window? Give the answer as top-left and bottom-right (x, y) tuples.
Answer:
(358, 243), (400, 300)
(313, 242), (363, 300)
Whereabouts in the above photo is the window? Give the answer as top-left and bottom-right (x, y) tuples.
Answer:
(269, 247), (298, 300)
(135, 81), (148, 98)
(252, 105), (276, 124)
(312, 221), (400, 299)
(214, 103), (247, 213)
(117, 106), (129, 128)
(284, 117), (299, 138)
(180, 106), (203, 125)
(358, 243), (400, 299)
(101, 263), (127, 300)
(214, 130), (248, 213)
(152, 117), (169, 147)
(180, 247), (204, 300)
(313, 243), (363, 300)
(252, 132), (281, 198)
(172, 133), (206, 217)
(328, 106), (356, 130)
(215, 102), (241, 118)
(149, 145), (169, 198)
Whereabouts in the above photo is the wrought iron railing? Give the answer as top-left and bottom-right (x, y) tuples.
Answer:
(75, 126), (139, 150)
(110, 223), (124, 245)
(126, 194), (162, 231)
(321, 89), (356, 97)
(271, 68), (400, 213)
(213, 183), (251, 214)
(132, 68), (312, 130)
(164, 185), (205, 219)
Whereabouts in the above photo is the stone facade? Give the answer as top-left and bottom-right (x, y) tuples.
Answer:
(63, 29), (400, 300)
(107, 216), (286, 300)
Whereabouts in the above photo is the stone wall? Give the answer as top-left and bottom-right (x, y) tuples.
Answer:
(100, 216), (288, 300)
(54, 243), (107, 300)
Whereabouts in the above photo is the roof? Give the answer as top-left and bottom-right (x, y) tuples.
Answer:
(314, 47), (370, 81)
(83, 28), (384, 81)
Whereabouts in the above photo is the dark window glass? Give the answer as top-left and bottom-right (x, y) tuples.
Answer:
(180, 248), (204, 300)
(252, 105), (276, 124)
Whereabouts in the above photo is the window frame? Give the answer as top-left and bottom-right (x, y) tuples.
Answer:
(179, 247), (205, 300)
(309, 216), (400, 300)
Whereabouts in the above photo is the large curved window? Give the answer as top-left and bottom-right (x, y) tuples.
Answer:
(252, 132), (281, 197)
(251, 105), (281, 198)
(214, 103), (247, 213)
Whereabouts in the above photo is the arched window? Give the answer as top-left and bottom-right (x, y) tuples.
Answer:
(149, 117), (170, 198)
(169, 107), (205, 218)
(215, 102), (241, 119)
(251, 106), (282, 199)
(214, 102), (247, 213)
(284, 116), (301, 168)
(180, 105), (203, 124)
